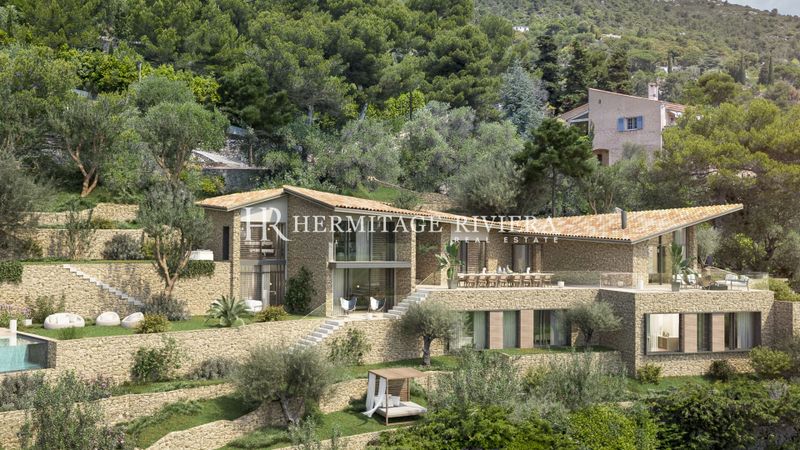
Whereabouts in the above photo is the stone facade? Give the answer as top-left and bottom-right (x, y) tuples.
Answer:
(600, 289), (776, 376)
(49, 319), (323, 381)
(28, 203), (139, 227)
(32, 228), (145, 260)
(427, 287), (596, 312)
(0, 262), (232, 317)
(0, 383), (235, 449)
(285, 195), (334, 314)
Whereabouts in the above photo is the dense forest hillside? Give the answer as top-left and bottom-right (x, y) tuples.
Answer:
(478, 0), (800, 65)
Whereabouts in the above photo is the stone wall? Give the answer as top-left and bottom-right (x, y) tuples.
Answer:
(50, 319), (323, 381)
(0, 264), (139, 318)
(28, 203), (139, 227)
(542, 240), (635, 274)
(426, 287), (597, 311)
(32, 228), (145, 260)
(319, 318), (444, 365)
(74, 262), (232, 315)
(0, 383), (235, 449)
(0, 262), (232, 317)
(772, 301), (800, 344)
(286, 195), (333, 315)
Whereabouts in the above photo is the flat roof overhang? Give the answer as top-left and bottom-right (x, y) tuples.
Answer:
(328, 261), (412, 269)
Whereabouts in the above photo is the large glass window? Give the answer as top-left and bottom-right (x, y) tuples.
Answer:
(512, 245), (531, 273)
(333, 268), (395, 313)
(646, 314), (681, 353)
(503, 311), (518, 348)
(333, 221), (395, 261)
(240, 263), (285, 306)
(534, 310), (569, 347)
(240, 223), (286, 261)
(452, 312), (487, 350)
(725, 312), (758, 350)
(697, 313), (712, 352)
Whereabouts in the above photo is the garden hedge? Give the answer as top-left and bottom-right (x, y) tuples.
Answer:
(0, 260), (23, 284)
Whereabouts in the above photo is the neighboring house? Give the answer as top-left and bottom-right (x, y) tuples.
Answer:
(559, 86), (685, 165)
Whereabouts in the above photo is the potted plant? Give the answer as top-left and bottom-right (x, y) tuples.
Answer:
(435, 241), (462, 289)
(669, 242), (697, 292)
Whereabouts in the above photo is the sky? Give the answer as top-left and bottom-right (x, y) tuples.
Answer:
(726, 0), (800, 16)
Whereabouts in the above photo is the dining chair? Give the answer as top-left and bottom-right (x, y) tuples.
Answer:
(533, 274), (542, 288)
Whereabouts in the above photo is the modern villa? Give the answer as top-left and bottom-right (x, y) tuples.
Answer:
(193, 186), (782, 375)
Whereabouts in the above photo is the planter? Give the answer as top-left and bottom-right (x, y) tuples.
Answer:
(671, 281), (681, 292)
(23, 319), (32, 327)
(447, 279), (458, 289)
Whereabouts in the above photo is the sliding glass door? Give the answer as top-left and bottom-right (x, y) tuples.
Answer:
(333, 268), (395, 314)
(240, 263), (285, 306)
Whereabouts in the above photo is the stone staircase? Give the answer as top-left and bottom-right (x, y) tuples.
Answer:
(295, 288), (432, 349)
(62, 264), (144, 308)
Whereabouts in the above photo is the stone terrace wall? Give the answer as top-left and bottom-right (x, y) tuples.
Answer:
(427, 287), (598, 311)
(32, 228), (144, 260)
(772, 301), (800, 344)
(28, 203), (139, 226)
(50, 319), (323, 381)
(0, 383), (235, 449)
(74, 262), (232, 315)
(0, 264), (139, 317)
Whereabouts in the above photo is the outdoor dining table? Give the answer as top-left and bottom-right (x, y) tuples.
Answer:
(456, 272), (554, 288)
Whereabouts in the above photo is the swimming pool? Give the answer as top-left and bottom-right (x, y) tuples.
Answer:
(0, 334), (49, 373)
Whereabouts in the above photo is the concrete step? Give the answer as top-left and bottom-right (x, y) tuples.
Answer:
(311, 331), (327, 339)
(325, 320), (343, 327)
(321, 324), (339, 331)
(385, 311), (402, 319)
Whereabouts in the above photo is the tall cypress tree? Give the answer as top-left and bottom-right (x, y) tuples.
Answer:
(536, 34), (560, 104)
(603, 48), (631, 94)
(560, 40), (590, 112)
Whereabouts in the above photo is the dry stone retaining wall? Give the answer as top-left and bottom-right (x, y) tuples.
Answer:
(28, 203), (139, 227)
(31, 229), (144, 260)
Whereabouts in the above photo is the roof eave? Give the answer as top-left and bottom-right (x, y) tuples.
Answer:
(629, 205), (743, 244)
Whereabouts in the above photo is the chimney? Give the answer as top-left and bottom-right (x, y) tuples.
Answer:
(648, 83), (659, 101)
(616, 208), (628, 229)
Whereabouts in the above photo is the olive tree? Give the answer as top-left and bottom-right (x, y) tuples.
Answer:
(399, 301), (459, 366)
(0, 150), (40, 258)
(137, 182), (209, 297)
(565, 302), (622, 348)
(235, 345), (333, 425)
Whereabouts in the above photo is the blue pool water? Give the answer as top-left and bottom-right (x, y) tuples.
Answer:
(0, 335), (48, 373)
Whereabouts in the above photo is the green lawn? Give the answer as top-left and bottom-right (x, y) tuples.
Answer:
(220, 396), (425, 450)
(31, 185), (128, 212)
(125, 396), (256, 448)
(21, 314), (312, 340)
(626, 375), (713, 396)
(112, 379), (227, 396)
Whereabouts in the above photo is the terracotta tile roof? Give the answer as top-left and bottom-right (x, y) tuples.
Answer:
(665, 102), (686, 113)
(284, 186), (427, 217)
(509, 204), (743, 244)
(196, 188), (284, 211)
(558, 103), (589, 121)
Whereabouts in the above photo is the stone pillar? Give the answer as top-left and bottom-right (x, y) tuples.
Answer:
(682, 313), (697, 353)
(533, 244), (543, 272)
(230, 210), (241, 300)
(686, 225), (698, 270)
(711, 313), (726, 352)
(488, 311), (503, 349)
(519, 310), (534, 348)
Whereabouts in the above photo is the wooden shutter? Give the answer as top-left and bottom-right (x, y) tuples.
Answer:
(637, 116), (644, 129)
(617, 117), (625, 131)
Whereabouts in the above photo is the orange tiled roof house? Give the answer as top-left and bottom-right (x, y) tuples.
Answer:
(196, 186), (781, 376)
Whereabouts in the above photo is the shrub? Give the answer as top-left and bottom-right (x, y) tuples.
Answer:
(141, 293), (189, 321)
(26, 294), (66, 324)
(90, 217), (116, 229)
(707, 360), (735, 381)
(255, 306), (288, 322)
(57, 326), (85, 340)
(0, 372), (45, 412)
(565, 302), (622, 347)
(0, 304), (28, 327)
(568, 405), (640, 450)
(136, 314), (170, 334)
(430, 350), (522, 411)
(284, 267), (316, 314)
(64, 201), (96, 259)
(327, 328), (371, 366)
(234, 345), (333, 424)
(101, 234), (144, 260)
(750, 346), (792, 379)
(0, 260), (23, 284)
(524, 351), (627, 411)
(17, 372), (125, 450)
(181, 260), (215, 278)
(131, 336), (185, 382)
(191, 357), (237, 380)
(767, 279), (800, 302)
(206, 295), (248, 327)
(636, 364), (662, 385)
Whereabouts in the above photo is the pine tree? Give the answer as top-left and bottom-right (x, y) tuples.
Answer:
(602, 48), (631, 94)
(536, 34), (560, 104)
(560, 40), (590, 112)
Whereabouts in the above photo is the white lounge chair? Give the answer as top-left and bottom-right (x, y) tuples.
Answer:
(369, 297), (385, 313)
(43, 313), (85, 330)
(340, 297), (356, 315)
(95, 311), (120, 327)
(121, 312), (144, 329)
(243, 299), (263, 313)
